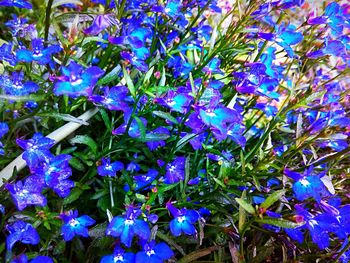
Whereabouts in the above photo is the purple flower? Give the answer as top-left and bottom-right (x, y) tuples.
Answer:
(112, 117), (147, 138)
(6, 176), (46, 211)
(100, 246), (135, 263)
(90, 86), (133, 118)
(53, 61), (104, 97)
(284, 167), (332, 202)
(106, 206), (151, 247)
(0, 0), (32, 8)
(0, 71), (39, 96)
(32, 154), (74, 197)
(6, 220), (40, 250)
(164, 156), (186, 184)
(135, 241), (174, 262)
(97, 157), (124, 177)
(83, 14), (117, 35)
(16, 38), (61, 65)
(166, 202), (199, 236)
(16, 133), (55, 169)
(0, 43), (16, 66)
(60, 210), (95, 241)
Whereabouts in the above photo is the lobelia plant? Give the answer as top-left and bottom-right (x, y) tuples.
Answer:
(0, 0), (350, 262)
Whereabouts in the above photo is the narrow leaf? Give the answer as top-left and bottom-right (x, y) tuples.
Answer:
(235, 197), (255, 215)
(260, 189), (286, 210)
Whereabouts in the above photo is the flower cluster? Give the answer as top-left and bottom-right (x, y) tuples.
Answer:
(1, 0), (350, 262)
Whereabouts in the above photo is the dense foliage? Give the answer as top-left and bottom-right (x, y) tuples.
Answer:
(1, 0), (350, 262)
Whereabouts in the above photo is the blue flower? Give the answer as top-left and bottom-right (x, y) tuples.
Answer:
(6, 176), (46, 211)
(136, 241), (174, 263)
(53, 61), (104, 97)
(106, 206), (151, 247)
(0, 0), (32, 8)
(155, 90), (192, 114)
(60, 210), (95, 241)
(0, 43), (16, 66)
(100, 246), (135, 263)
(6, 220), (40, 251)
(285, 205), (337, 249)
(97, 157), (124, 177)
(284, 167), (332, 202)
(11, 254), (54, 263)
(203, 57), (224, 75)
(0, 71), (39, 96)
(166, 202), (199, 236)
(133, 169), (158, 191)
(164, 156), (186, 184)
(16, 133), (55, 169)
(0, 122), (9, 138)
(146, 127), (170, 151)
(16, 38), (61, 65)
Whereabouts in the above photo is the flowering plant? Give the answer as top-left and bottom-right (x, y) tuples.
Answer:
(1, 0), (350, 262)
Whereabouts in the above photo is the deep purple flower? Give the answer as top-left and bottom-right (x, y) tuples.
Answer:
(136, 241), (174, 262)
(106, 206), (151, 247)
(53, 61), (104, 97)
(16, 38), (61, 65)
(0, 0), (32, 8)
(6, 220), (40, 250)
(166, 202), (199, 236)
(0, 71), (39, 96)
(16, 133), (55, 169)
(6, 176), (46, 211)
(164, 156), (186, 184)
(100, 246), (135, 263)
(60, 210), (95, 241)
(97, 157), (124, 177)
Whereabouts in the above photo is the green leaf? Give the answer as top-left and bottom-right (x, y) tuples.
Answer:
(152, 111), (179, 125)
(144, 133), (170, 142)
(256, 218), (304, 228)
(63, 188), (83, 205)
(99, 108), (111, 130)
(70, 135), (98, 154)
(143, 66), (154, 85)
(82, 36), (109, 46)
(133, 116), (146, 142)
(260, 189), (286, 210)
(235, 197), (255, 215)
(98, 65), (121, 85)
(69, 157), (85, 171)
(123, 66), (136, 97)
